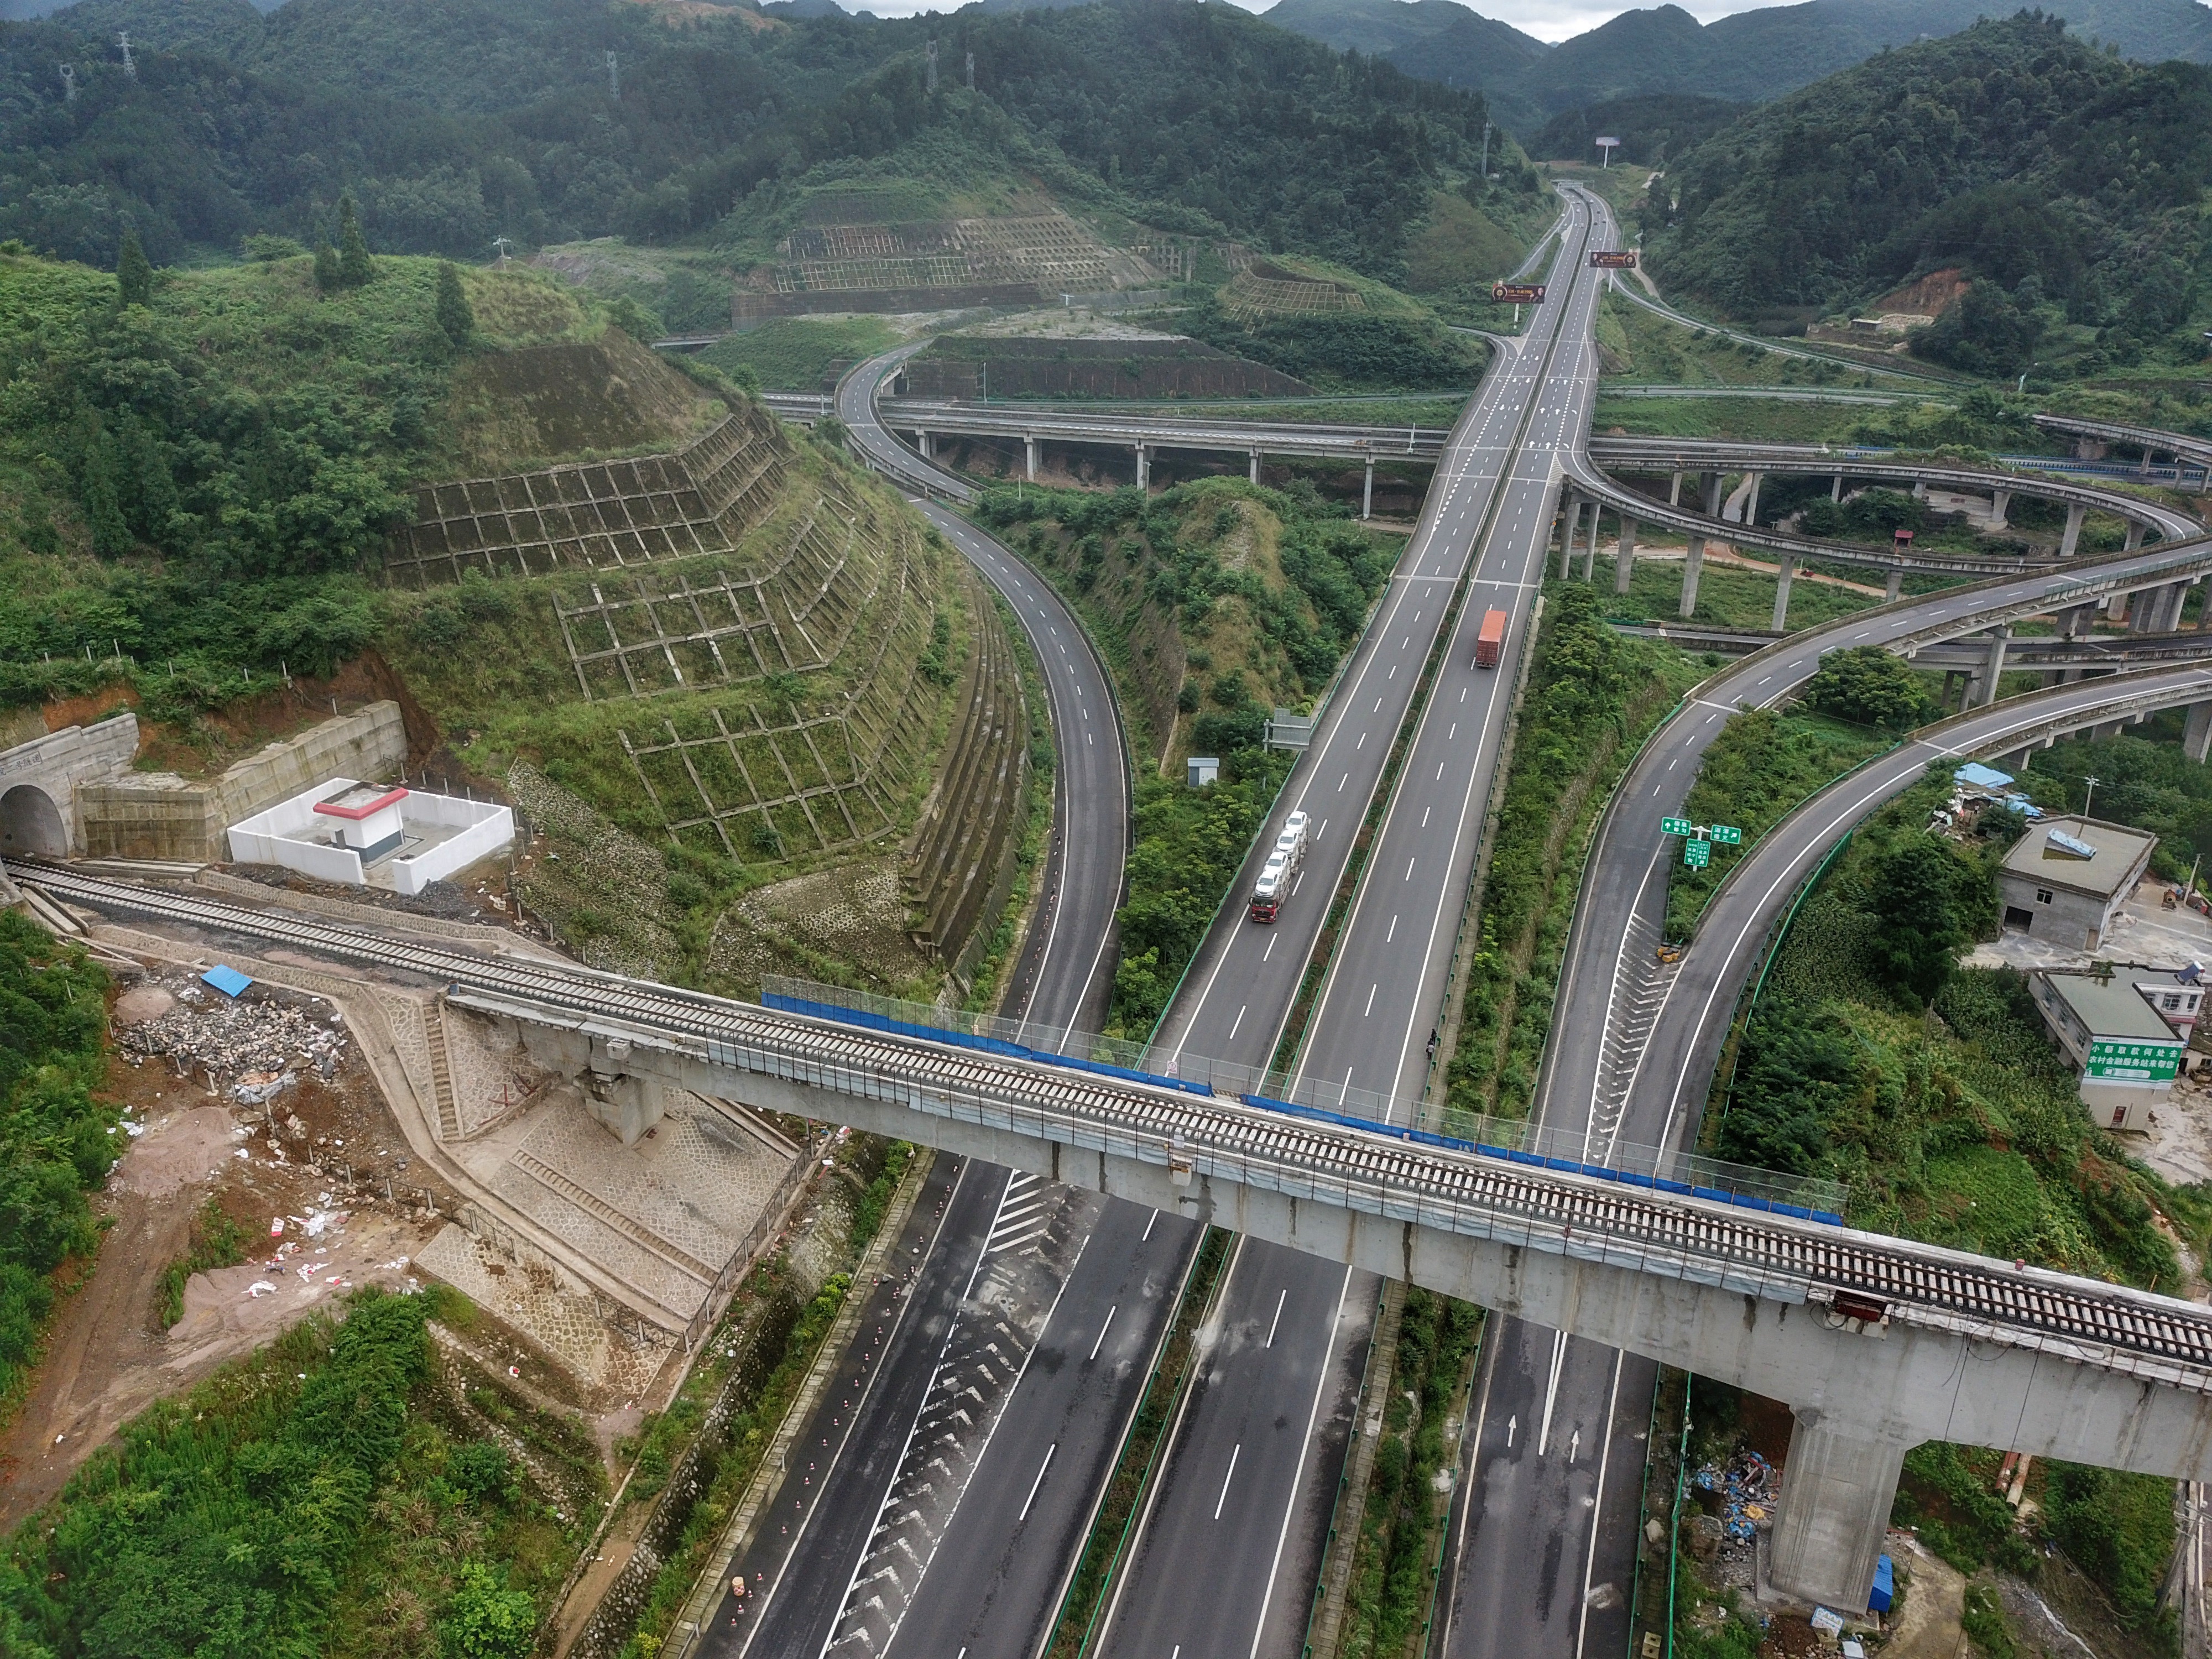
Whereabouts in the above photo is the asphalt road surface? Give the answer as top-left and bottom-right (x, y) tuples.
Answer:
(1092, 187), (1607, 1659)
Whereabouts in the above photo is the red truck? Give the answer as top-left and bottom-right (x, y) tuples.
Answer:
(1475, 608), (1508, 669)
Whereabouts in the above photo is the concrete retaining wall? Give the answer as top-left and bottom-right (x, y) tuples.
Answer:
(80, 702), (408, 862)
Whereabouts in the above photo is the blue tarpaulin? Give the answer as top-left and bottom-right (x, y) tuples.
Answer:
(201, 965), (253, 999)
(1868, 1553), (1894, 1614)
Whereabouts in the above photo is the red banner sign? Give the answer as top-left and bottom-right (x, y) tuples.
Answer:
(1491, 282), (1545, 304)
(1589, 250), (1637, 269)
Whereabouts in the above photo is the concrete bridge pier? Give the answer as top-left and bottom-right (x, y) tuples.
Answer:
(2060, 604), (2092, 640)
(2107, 588), (2131, 624)
(1249, 448), (1261, 485)
(1972, 629), (2011, 706)
(1559, 496), (1584, 580)
(2060, 502), (2087, 558)
(2125, 521), (2144, 552)
(1025, 435), (1040, 481)
(1743, 471), (1762, 526)
(1579, 508), (1598, 581)
(1134, 442), (1151, 490)
(1831, 472), (1844, 502)
(1989, 488), (2011, 530)
(917, 429), (937, 461)
(1772, 555), (1795, 632)
(1615, 516), (1638, 594)
(1702, 473), (1724, 517)
(1670, 470), (1684, 507)
(1362, 458), (1374, 521)
(2185, 702), (2212, 764)
(1768, 1415), (1912, 1615)
(1680, 534), (1706, 618)
(1884, 567), (1903, 603)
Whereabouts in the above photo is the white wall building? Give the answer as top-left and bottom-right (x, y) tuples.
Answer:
(228, 778), (512, 897)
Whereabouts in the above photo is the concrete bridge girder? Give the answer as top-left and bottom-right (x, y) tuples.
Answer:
(494, 1004), (2212, 1614)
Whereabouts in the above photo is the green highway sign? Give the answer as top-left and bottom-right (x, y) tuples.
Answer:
(1661, 817), (1693, 837)
(2085, 1039), (2182, 1083)
(1684, 839), (1711, 869)
(1711, 824), (1743, 846)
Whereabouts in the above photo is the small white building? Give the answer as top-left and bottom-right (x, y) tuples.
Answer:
(2029, 969), (2188, 1131)
(228, 777), (512, 897)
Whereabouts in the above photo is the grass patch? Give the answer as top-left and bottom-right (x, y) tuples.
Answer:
(1610, 551), (1885, 633)
(154, 1196), (253, 1329)
(1593, 393), (1890, 445)
(1662, 707), (1893, 942)
(1334, 1290), (1482, 1657)
(700, 317), (902, 392)
(0, 911), (112, 1420)
(0, 1284), (599, 1659)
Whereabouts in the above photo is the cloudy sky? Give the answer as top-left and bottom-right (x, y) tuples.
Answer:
(836, 0), (1760, 45)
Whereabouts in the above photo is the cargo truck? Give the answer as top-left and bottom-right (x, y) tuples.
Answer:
(1249, 810), (1310, 923)
(1475, 608), (1509, 669)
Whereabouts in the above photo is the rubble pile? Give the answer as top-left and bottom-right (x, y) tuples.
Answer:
(1694, 1449), (1779, 1543)
(119, 979), (348, 1092)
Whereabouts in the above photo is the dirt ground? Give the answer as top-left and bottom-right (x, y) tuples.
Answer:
(0, 968), (458, 1530)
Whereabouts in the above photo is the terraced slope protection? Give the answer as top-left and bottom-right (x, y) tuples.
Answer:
(382, 404), (1033, 985)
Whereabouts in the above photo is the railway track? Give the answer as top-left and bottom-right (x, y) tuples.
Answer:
(19, 857), (2212, 1383)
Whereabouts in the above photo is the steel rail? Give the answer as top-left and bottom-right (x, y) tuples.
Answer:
(18, 858), (2212, 1381)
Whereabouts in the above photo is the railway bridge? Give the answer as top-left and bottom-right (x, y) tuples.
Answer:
(17, 857), (2212, 1614)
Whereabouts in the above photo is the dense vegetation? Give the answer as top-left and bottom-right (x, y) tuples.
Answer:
(1267, 0), (2212, 131)
(0, 911), (110, 1411)
(2, 0), (1499, 285)
(1660, 705), (1891, 941)
(1644, 15), (2212, 371)
(0, 247), (630, 714)
(0, 1285), (597, 1659)
(974, 479), (1394, 1034)
(1181, 299), (1483, 393)
(1528, 92), (1746, 165)
(1728, 768), (2196, 1289)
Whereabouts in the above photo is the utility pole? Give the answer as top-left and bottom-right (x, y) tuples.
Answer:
(606, 51), (619, 99)
(2083, 774), (2101, 818)
(117, 30), (134, 78)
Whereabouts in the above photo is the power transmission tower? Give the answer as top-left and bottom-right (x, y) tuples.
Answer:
(606, 51), (619, 98)
(1479, 120), (1491, 178)
(58, 64), (75, 101)
(965, 50), (974, 90)
(117, 30), (134, 78)
(925, 39), (937, 92)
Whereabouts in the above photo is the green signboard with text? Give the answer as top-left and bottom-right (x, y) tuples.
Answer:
(1661, 817), (1693, 837)
(1684, 839), (1711, 869)
(2085, 1039), (2182, 1083)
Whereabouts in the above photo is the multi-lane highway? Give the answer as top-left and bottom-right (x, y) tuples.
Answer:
(1085, 185), (1613, 1659)
(1436, 189), (2212, 1658)
(695, 346), (1186, 1659)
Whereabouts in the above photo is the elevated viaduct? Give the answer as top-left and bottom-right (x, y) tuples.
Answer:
(17, 857), (2212, 1619)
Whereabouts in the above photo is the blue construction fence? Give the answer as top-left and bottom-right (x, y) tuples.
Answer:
(760, 976), (1845, 1225)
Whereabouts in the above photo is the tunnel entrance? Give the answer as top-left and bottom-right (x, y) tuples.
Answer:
(0, 783), (67, 857)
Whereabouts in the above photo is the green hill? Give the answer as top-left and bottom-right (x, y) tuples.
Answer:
(0, 0), (1499, 288)
(1265, 0), (2212, 128)
(1528, 92), (1746, 163)
(1644, 13), (2212, 373)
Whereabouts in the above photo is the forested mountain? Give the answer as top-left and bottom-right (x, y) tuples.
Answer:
(1265, 0), (2212, 127)
(1644, 13), (2212, 368)
(0, 0), (1492, 281)
(1260, 0), (1548, 102)
(1527, 93), (1744, 163)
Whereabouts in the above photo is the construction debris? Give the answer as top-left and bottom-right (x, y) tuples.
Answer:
(116, 974), (348, 1089)
(1693, 1449), (1779, 1542)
